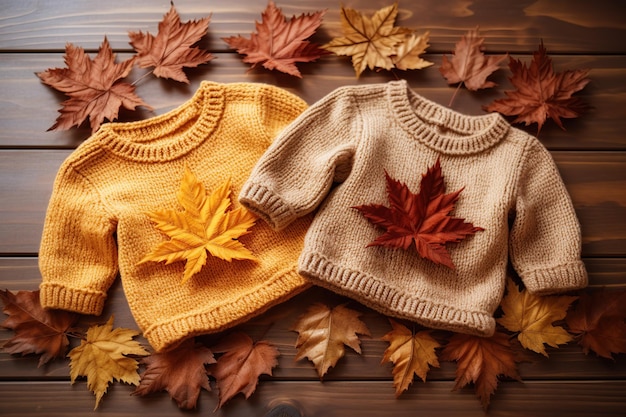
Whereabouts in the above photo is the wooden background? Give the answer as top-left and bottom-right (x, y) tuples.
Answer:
(1, 0), (625, 415)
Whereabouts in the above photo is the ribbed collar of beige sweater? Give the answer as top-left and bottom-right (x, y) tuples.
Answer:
(389, 80), (510, 155)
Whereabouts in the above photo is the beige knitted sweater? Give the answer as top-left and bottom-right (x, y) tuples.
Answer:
(39, 82), (311, 351)
(240, 80), (588, 336)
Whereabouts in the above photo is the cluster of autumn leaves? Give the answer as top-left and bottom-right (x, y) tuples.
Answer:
(2, 283), (625, 411)
(37, 1), (589, 135)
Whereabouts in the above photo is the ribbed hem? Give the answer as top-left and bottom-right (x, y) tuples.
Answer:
(143, 267), (310, 352)
(39, 283), (106, 316)
(521, 261), (588, 295)
(299, 251), (495, 337)
(239, 181), (297, 231)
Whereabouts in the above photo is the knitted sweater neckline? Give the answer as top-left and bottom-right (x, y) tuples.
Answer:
(388, 80), (510, 155)
(96, 81), (225, 162)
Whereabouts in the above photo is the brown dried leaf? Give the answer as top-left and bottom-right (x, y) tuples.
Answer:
(566, 289), (626, 359)
(36, 37), (152, 133)
(440, 331), (521, 410)
(381, 320), (440, 397)
(133, 339), (215, 409)
(391, 32), (434, 71)
(0, 289), (79, 367)
(129, 4), (214, 83)
(292, 303), (371, 378)
(209, 332), (279, 409)
(223, 1), (327, 78)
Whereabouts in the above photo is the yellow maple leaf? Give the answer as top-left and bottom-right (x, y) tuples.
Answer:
(392, 32), (434, 71)
(292, 303), (371, 378)
(497, 279), (576, 356)
(140, 166), (257, 284)
(381, 319), (440, 397)
(68, 316), (149, 409)
(323, 3), (413, 77)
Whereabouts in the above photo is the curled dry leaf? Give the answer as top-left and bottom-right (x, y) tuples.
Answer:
(484, 41), (590, 133)
(440, 331), (521, 410)
(0, 289), (78, 367)
(68, 316), (149, 410)
(129, 3), (214, 83)
(223, 1), (327, 77)
(497, 279), (576, 356)
(209, 332), (280, 410)
(140, 166), (257, 284)
(352, 158), (483, 269)
(292, 303), (371, 378)
(133, 338), (215, 409)
(381, 319), (440, 397)
(36, 37), (152, 133)
(566, 289), (626, 359)
(392, 31), (434, 71)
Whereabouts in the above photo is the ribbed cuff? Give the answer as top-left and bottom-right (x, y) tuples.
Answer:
(39, 283), (106, 316)
(521, 261), (588, 295)
(239, 181), (297, 230)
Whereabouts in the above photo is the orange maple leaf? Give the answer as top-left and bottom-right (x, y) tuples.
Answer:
(128, 4), (214, 83)
(440, 331), (521, 410)
(0, 289), (78, 367)
(223, 1), (327, 77)
(352, 158), (483, 269)
(208, 332), (279, 410)
(133, 339), (215, 409)
(566, 289), (626, 359)
(292, 303), (371, 378)
(36, 37), (152, 133)
(484, 41), (590, 133)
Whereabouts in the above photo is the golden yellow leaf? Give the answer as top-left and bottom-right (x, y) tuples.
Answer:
(392, 32), (434, 71)
(292, 303), (371, 378)
(381, 319), (440, 397)
(497, 279), (576, 356)
(140, 166), (257, 284)
(322, 3), (412, 77)
(68, 316), (149, 409)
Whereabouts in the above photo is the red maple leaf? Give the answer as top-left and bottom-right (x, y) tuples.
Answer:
(222, 1), (327, 77)
(484, 41), (590, 133)
(353, 158), (483, 269)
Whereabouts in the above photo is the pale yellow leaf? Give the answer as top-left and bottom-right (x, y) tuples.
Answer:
(68, 316), (149, 409)
(392, 32), (434, 71)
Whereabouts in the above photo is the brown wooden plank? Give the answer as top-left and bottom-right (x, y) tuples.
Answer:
(1, 0), (625, 53)
(0, 150), (623, 255)
(0, 53), (624, 149)
(2, 266), (626, 381)
(0, 380), (625, 417)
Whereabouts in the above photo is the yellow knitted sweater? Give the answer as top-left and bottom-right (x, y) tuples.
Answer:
(39, 82), (310, 352)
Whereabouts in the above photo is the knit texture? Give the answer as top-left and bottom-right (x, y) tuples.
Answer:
(39, 82), (311, 352)
(240, 80), (588, 337)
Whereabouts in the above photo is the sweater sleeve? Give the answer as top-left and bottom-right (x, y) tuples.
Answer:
(39, 164), (118, 316)
(509, 140), (588, 294)
(240, 86), (360, 230)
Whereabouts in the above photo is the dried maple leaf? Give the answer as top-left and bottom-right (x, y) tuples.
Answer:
(323, 3), (413, 78)
(484, 41), (590, 133)
(140, 166), (258, 284)
(391, 32), (434, 71)
(566, 289), (626, 359)
(208, 332), (279, 410)
(292, 303), (371, 378)
(128, 4), (213, 84)
(439, 27), (506, 91)
(68, 316), (149, 410)
(497, 279), (576, 356)
(0, 289), (78, 367)
(223, 1), (327, 78)
(36, 37), (151, 133)
(352, 158), (483, 269)
(133, 338), (215, 409)
(380, 319), (440, 397)
(440, 331), (521, 410)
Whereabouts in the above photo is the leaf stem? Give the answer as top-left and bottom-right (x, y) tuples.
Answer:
(131, 69), (155, 87)
(448, 82), (463, 108)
